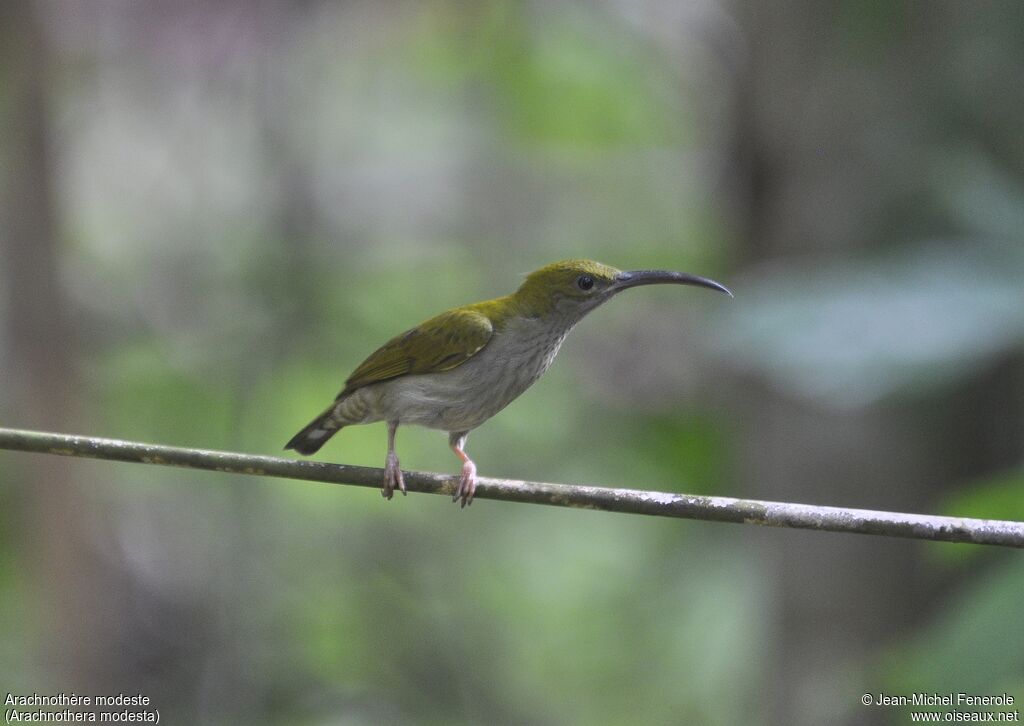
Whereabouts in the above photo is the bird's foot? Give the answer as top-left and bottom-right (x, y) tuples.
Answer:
(453, 459), (477, 508)
(382, 452), (406, 500)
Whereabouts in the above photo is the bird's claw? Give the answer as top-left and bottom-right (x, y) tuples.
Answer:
(382, 453), (406, 500)
(452, 459), (477, 508)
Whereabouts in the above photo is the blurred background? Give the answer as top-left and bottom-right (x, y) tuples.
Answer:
(2, 1), (1023, 724)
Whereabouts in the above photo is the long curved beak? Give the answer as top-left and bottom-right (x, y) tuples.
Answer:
(612, 269), (733, 297)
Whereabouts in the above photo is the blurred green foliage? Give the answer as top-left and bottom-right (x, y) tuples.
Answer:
(413, 3), (683, 149)
(882, 556), (1024, 720)
(2, 1), (1023, 725)
(943, 472), (1024, 525)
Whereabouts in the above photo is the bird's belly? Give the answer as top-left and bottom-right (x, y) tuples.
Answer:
(372, 328), (566, 432)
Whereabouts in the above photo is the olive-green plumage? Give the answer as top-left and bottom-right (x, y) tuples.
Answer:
(286, 259), (731, 506)
(342, 307), (495, 393)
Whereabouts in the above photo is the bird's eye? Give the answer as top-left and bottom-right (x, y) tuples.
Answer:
(577, 275), (595, 291)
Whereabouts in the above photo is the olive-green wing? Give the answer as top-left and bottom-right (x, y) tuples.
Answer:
(339, 308), (494, 396)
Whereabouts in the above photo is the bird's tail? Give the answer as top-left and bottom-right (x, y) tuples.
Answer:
(285, 405), (344, 455)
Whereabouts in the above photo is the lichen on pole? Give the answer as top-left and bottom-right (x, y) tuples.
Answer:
(0, 426), (1021, 548)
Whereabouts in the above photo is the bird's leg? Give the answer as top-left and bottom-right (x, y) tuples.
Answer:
(448, 431), (476, 508)
(382, 420), (405, 499)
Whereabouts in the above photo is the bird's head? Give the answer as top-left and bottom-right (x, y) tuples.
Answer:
(513, 259), (731, 322)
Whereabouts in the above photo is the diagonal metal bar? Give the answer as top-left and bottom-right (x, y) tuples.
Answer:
(0, 427), (1021, 547)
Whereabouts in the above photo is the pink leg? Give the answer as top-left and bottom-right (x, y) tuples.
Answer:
(382, 421), (406, 500)
(448, 431), (476, 508)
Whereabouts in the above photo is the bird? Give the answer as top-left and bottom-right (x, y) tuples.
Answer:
(285, 259), (731, 507)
